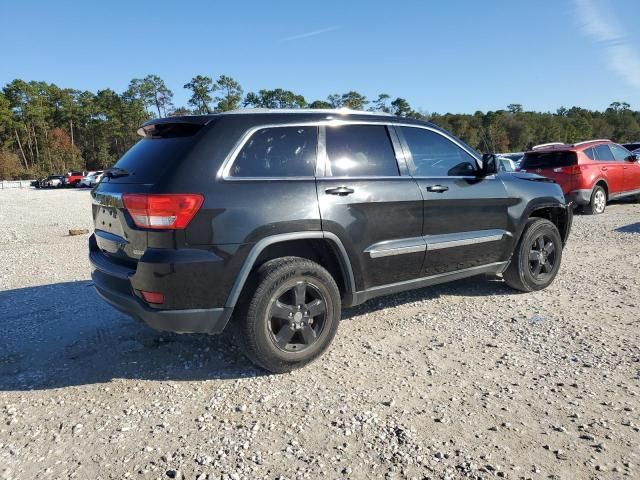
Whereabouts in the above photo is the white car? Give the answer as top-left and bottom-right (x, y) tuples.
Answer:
(90, 171), (104, 187)
(80, 171), (103, 187)
(496, 156), (516, 172)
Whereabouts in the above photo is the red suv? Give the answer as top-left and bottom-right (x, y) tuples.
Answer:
(519, 140), (640, 214)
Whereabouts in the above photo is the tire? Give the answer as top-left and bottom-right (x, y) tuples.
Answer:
(503, 218), (563, 292)
(233, 257), (341, 373)
(584, 185), (607, 215)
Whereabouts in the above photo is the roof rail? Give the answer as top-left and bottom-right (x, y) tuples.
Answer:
(532, 142), (565, 150)
(222, 107), (394, 116)
(572, 139), (611, 147)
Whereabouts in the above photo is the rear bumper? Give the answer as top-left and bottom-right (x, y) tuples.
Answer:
(565, 188), (592, 206)
(89, 235), (232, 335)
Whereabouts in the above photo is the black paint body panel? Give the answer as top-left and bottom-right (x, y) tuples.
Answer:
(89, 112), (571, 335)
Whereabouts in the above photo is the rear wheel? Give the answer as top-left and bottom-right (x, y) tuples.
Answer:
(584, 185), (606, 215)
(233, 257), (341, 373)
(503, 218), (563, 292)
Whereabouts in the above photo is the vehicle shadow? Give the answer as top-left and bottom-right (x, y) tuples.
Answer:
(0, 274), (516, 391)
(0, 281), (265, 391)
(342, 274), (518, 319)
(615, 222), (640, 234)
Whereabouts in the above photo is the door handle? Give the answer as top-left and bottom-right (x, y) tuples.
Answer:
(601, 166), (608, 171)
(325, 186), (354, 196)
(426, 184), (449, 193)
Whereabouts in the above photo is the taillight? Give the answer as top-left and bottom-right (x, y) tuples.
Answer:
(122, 193), (203, 229)
(140, 290), (165, 304)
(552, 165), (583, 174)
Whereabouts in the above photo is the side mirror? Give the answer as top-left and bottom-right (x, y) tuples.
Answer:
(626, 154), (640, 162)
(480, 153), (498, 176)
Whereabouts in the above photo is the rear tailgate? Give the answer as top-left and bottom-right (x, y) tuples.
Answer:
(91, 119), (210, 264)
(519, 151), (577, 193)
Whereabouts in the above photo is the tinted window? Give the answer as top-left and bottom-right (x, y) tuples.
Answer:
(400, 127), (478, 176)
(584, 148), (595, 160)
(112, 137), (196, 183)
(610, 144), (631, 161)
(325, 125), (399, 177)
(521, 151), (577, 169)
(593, 144), (614, 161)
(231, 126), (317, 177)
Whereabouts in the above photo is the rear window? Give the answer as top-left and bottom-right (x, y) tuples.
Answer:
(110, 136), (197, 184)
(105, 122), (206, 184)
(521, 151), (577, 169)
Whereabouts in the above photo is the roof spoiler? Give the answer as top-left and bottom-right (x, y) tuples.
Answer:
(137, 117), (214, 138)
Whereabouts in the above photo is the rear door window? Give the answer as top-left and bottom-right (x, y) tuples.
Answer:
(594, 144), (615, 161)
(231, 126), (317, 177)
(325, 125), (399, 177)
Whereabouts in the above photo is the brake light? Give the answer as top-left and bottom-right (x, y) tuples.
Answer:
(552, 165), (583, 174)
(140, 290), (164, 304)
(122, 193), (203, 229)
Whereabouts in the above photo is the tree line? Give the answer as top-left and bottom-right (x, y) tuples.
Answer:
(1, 74), (639, 179)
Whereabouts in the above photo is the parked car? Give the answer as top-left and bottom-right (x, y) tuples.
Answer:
(497, 152), (524, 168)
(89, 109), (572, 372)
(41, 175), (66, 188)
(80, 171), (103, 187)
(519, 139), (640, 214)
(90, 171), (104, 187)
(496, 156), (516, 172)
(622, 141), (640, 152)
(63, 171), (85, 187)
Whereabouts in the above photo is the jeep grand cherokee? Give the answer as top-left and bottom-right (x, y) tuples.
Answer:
(89, 109), (572, 372)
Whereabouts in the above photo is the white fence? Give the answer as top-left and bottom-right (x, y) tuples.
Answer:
(0, 180), (35, 189)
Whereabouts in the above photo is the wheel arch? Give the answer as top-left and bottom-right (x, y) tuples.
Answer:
(593, 178), (609, 198)
(526, 204), (572, 245)
(225, 232), (356, 309)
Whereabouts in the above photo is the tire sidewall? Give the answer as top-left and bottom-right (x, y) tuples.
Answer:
(591, 186), (606, 214)
(516, 220), (563, 291)
(247, 261), (341, 369)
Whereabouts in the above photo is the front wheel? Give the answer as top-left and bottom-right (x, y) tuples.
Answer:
(503, 218), (563, 292)
(233, 257), (341, 373)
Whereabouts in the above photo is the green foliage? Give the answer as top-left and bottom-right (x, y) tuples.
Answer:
(183, 75), (213, 114)
(126, 75), (174, 117)
(1, 73), (639, 179)
(244, 88), (307, 109)
(308, 100), (333, 109)
(213, 75), (243, 112)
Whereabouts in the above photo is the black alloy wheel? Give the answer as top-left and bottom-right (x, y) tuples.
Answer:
(267, 281), (327, 352)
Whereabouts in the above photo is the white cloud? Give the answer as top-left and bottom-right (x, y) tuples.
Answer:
(278, 25), (341, 43)
(574, 0), (640, 88)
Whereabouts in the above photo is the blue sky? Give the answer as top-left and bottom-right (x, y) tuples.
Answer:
(2, 0), (640, 113)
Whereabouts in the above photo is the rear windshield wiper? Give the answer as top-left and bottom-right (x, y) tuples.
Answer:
(104, 167), (130, 179)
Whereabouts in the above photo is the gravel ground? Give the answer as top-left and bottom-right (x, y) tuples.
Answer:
(0, 188), (639, 480)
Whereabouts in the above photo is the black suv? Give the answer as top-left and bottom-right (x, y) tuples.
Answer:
(89, 109), (572, 372)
